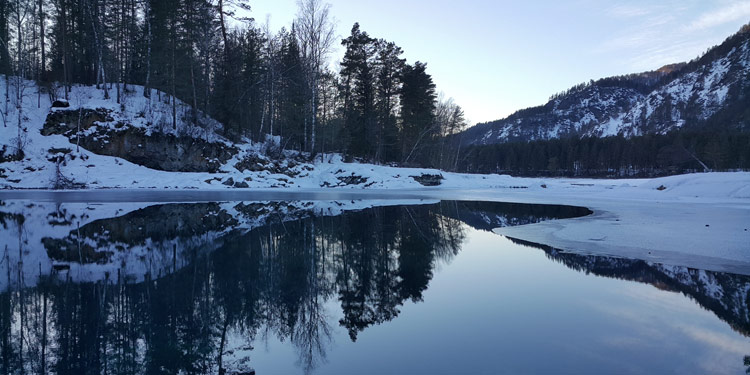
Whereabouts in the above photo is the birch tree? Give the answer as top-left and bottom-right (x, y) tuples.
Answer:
(295, 0), (335, 156)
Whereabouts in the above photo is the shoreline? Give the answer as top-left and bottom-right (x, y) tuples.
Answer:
(2, 172), (749, 275)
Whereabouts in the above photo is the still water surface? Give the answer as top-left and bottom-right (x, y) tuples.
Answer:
(0, 197), (748, 374)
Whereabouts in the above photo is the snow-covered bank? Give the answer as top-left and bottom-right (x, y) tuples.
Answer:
(1, 77), (748, 276)
(1, 172), (749, 276)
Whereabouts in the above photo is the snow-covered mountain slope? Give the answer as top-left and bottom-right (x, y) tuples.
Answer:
(463, 24), (750, 145)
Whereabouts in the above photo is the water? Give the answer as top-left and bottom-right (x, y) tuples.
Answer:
(0, 197), (748, 374)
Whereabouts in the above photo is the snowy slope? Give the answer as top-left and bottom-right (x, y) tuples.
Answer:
(463, 24), (750, 145)
(0, 77), (463, 190)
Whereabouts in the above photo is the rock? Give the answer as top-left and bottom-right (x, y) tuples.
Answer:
(410, 173), (444, 186)
(0, 145), (24, 163)
(51, 100), (70, 108)
(337, 175), (368, 185)
(234, 181), (249, 188)
(222, 178), (235, 186)
(43, 109), (238, 172)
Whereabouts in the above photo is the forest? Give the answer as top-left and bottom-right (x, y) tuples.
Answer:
(0, 0), (466, 168)
(456, 130), (750, 177)
(2, 1), (748, 176)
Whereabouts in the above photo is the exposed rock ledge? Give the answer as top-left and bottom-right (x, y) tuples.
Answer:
(42, 108), (237, 173)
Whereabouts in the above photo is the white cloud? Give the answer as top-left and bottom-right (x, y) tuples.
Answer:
(686, 1), (750, 31)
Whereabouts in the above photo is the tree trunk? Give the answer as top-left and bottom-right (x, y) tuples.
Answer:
(311, 75), (316, 155)
(453, 134), (462, 171)
(143, 1), (151, 98)
(218, 0), (228, 59)
(171, 14), (176, 130)
(87, 0), (108, 98)
(61, 3), (69, 100)
(39, 0), (45, 81)
(217, 314), (229, 374)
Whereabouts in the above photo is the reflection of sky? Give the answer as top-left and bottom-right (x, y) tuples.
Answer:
(594, 286), (750, 374)
(250, 228), (750, 374)
(249, 0), (750, 125)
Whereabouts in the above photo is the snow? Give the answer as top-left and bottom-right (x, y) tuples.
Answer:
(468, 36), (750, 143)
(1, 77), (749, 278)
(486, 173), (750, 276)
(1, 171), (748, 280)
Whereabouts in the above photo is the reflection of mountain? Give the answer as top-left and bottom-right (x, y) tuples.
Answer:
(508, 237), (750, 337)
(443, 201), (591, 231)
(0, 199), (746, 375)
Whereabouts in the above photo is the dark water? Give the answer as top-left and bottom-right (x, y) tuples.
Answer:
(0, 198), (748, 374)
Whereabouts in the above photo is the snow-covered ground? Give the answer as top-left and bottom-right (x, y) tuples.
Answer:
(1, 77), (748, 275)
(1, 171), (748, 277)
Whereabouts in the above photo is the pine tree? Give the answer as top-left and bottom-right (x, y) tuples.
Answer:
(374, 39), (405, 163)
(400, 61), (436, 164)
(340, 23), (376, 159)
(278, 27), (307, 149)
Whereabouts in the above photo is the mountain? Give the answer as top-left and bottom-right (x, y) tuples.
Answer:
(461, 24), (750, 146)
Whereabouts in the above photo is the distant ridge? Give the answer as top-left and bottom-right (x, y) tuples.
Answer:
(460, 23), (750, 146)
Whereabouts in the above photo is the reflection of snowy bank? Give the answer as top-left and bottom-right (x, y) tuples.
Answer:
(0, 199), (438, 291)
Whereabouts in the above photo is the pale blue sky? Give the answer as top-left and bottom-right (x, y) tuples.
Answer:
(250, 0), (750, 125)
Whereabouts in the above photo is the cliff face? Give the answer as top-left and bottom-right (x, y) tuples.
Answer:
(43, 108), (238, 173)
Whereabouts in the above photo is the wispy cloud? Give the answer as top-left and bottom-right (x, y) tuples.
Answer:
(606, 4), (653, 18)
(594, 1), (750, 71)
(686, 1), (750, 31)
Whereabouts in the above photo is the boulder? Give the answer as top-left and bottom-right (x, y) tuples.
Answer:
(51, 100), (70, 108)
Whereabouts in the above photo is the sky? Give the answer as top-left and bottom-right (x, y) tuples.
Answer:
(248, 0), (750, 125)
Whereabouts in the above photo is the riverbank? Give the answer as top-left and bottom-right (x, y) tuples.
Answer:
(2, 171), (749, 275)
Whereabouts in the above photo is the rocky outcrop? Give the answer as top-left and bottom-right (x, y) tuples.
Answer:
(42, 108), (238, 173)
(0, 145), (24, 163)
(410, 173), (443, 186)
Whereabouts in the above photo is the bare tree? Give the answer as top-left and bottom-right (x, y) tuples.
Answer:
(86, 0), (108, 99)
(75, 88), (84, 153)
(295, 0), (336, 156)
(216, 0), (251, 58)
(11, 0), (34, 154)
(143, 0), (151, 98)
(38, 0), (45, 81)
(260, 16), (278, 138)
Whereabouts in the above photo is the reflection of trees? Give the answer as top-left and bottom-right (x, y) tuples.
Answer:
(2, 200), (748, 374)
(0, 202), (467, 374)
(335, 206), (464, 342)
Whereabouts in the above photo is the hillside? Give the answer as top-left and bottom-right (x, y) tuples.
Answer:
(0, 77), (462, 189)
(461, 24), (750, 146)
